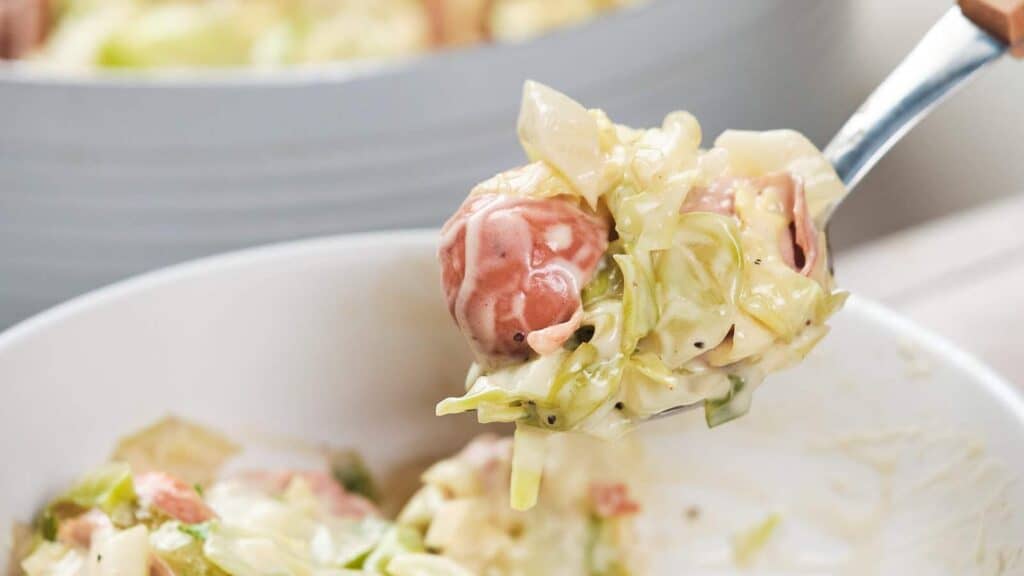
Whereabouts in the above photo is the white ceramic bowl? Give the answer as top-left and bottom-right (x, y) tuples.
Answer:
(1, 231), (1022, 574)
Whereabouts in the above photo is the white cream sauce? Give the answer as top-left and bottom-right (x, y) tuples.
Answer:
(544, 223), (574, 252)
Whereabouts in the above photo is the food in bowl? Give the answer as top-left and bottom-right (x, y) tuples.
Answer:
(437, 81), (849, 509)
(14, 418), (641, 575)
(0, 0), (642, 69)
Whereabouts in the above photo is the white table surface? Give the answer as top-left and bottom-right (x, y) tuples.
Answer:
(837, 194), (1024, 386)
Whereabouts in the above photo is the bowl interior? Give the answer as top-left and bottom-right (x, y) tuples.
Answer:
(1, 230), (1021, 574)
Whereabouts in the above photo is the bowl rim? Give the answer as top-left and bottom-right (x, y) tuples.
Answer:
(1, 228), (1021, 424)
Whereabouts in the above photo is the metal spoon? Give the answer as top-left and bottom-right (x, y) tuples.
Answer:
(654, 0), (1023, 421)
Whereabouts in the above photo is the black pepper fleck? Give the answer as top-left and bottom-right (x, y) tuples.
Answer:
(694, 341), (705, 349)
(573, 325), (595, 345)
(614, 401), (625, 410)
(513, 332), (525, 342)
(547, 415), (557, 425)
(754, 258), (762, 265)
(805, 319), (812, 326)
(685, 506), (701, 521)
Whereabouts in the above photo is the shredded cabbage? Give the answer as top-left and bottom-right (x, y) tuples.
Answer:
(151, 522), (228, 576)
(650, 212), (742, 367)
(510, 424), (548, 511)
(361, 525), (425, 572)
(732, 513), (782, 567)
(518, 80), (604, 207)
(91, 524), (151, 576)
(47, 462), (137, 527)
(614, 251), (658, 354)
(20, 542), (86, 576)
(203, 523), (316, 575)
(585, 516), (631, 576)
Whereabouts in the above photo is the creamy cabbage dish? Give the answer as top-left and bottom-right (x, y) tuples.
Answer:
(2, 0), (641, 69)
(437, 81), (848, 509)
(13, 418), (640, 575)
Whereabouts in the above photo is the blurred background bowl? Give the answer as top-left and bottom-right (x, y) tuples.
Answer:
(1, 0), (1022, 328)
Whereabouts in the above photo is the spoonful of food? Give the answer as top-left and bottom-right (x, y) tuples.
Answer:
(435, 2), (1021, 510)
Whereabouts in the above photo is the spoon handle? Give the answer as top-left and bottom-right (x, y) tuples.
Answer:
(822, 5), (1010, 210)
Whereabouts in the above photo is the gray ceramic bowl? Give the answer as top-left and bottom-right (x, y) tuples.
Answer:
(1, 0), (1022, 329)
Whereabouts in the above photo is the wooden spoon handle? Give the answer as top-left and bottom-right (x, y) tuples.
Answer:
(959, 0), (1024, 56)
(0, 0), (48, 59)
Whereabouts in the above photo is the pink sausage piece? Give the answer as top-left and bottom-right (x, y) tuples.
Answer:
(589, 482), (640, 518)
(57, 509), (112, 549)
(440, 192), (608, 360)
(134, 472), (216, 525)
(755, 173), (818, 277)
